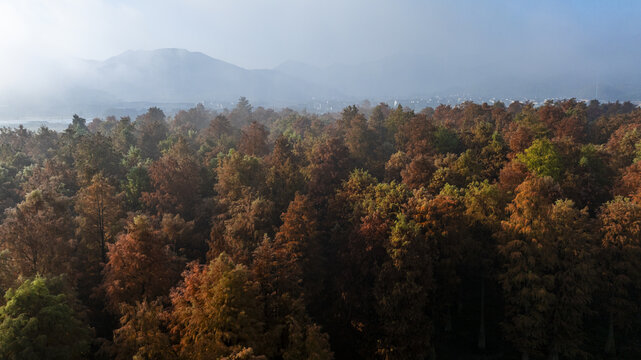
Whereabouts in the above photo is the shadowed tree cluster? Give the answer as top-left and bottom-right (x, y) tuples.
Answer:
(0, 99), (640, 359)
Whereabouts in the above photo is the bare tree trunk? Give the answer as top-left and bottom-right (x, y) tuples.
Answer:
(100, 227), (106, 263)
(478, 278), (486, 350)
(605, 312), (616, 355)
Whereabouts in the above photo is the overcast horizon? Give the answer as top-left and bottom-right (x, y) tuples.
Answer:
(1, 1), (639, 67)
(1, 0), (641, 119)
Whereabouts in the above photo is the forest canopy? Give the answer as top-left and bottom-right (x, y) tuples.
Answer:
(0, 98), (641, 359)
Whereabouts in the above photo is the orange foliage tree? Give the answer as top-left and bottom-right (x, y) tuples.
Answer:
(102, 215), (182, 313)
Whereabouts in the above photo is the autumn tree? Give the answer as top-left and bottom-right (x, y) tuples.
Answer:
(87, 116), (109, 134)
(463, 181), (508, 350)
(306, 136), (352, 205)
(605, 123), (641, 169)
(266, 135), (305, 217)
(614, 158), (641, 203)
(75, 173), (122, 263)
(329, 172), (409, 357)
(384, 105), (414, 144)
(406, 190), (471, 335)
(401, 154), (436, 190)
(171, 103), (211, 134)
(170, 253), (266, 359)
(428, 155), (462, 195)
(251, 196), (333, 359)
(253, 194), (325, 314)
(598, 197), (641, 356)
(102, 216), (182, 313)
(215, 149), (266, 204)
(452, 149), (485, 186)
(252, 238), (302, 356)
(74, 173), (124, 313)
(281, 317), (333, 360)
(556, 102), (587, 142)
(538, 100), (588, 141)
(135, 107), (169, 159)
(0, 98), (639, 359)
(211, 194), (274, 265)
(239, 121), (269, 157)
(18, 157), (79, 199)
(258, 194), (322, 299)
(203, 114), (233, 141)
(209, 148), (274, 264)
(229, 97), (253, 127)
(369, 103), (391, 134)
(142, 137), (204, 220)
(0, 188), (74, 281)
(384, 151), (409, 182)
(113, 299), (177, 360)
(199, 115), (237, 165)
(0, 164), (20, 219)
(478, 131), (509, 181)
(541, 200), (596, 359)
(341, 109), (386, 176)
(375, 214), (435, 359)
(73, 133), (122, 185)
(396, 113), (435, 157)
(499, 158), (529, 193)
(27, 126), (58, 162)
(161, 213), (204, 261)
(503, 105), (547, 154)
(498, 177), (596, 359)
(562, 143), (613, 210)
(588, 105), (639, 144)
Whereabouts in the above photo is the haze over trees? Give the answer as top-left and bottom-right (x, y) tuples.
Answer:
(1, 98), (641, 359)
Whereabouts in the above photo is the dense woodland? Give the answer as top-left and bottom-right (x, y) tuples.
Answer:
(1, 97), (641, 359)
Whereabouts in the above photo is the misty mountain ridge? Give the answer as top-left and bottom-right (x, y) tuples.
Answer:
(92, 48), (341, 103)
(1, 48), (639, 120)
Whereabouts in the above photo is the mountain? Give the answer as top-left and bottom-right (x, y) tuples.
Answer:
(87, 50), (641, 103)
(0, 49), (345, 119)
(91, 49), (341, 103)
(2, 48), (639, 120)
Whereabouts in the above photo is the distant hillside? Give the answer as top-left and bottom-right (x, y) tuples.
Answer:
(276, 53), (641, 102)
(91, 49), (340, 103)
(0, 49), (344, 119)
(1, 48), (639, 120)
